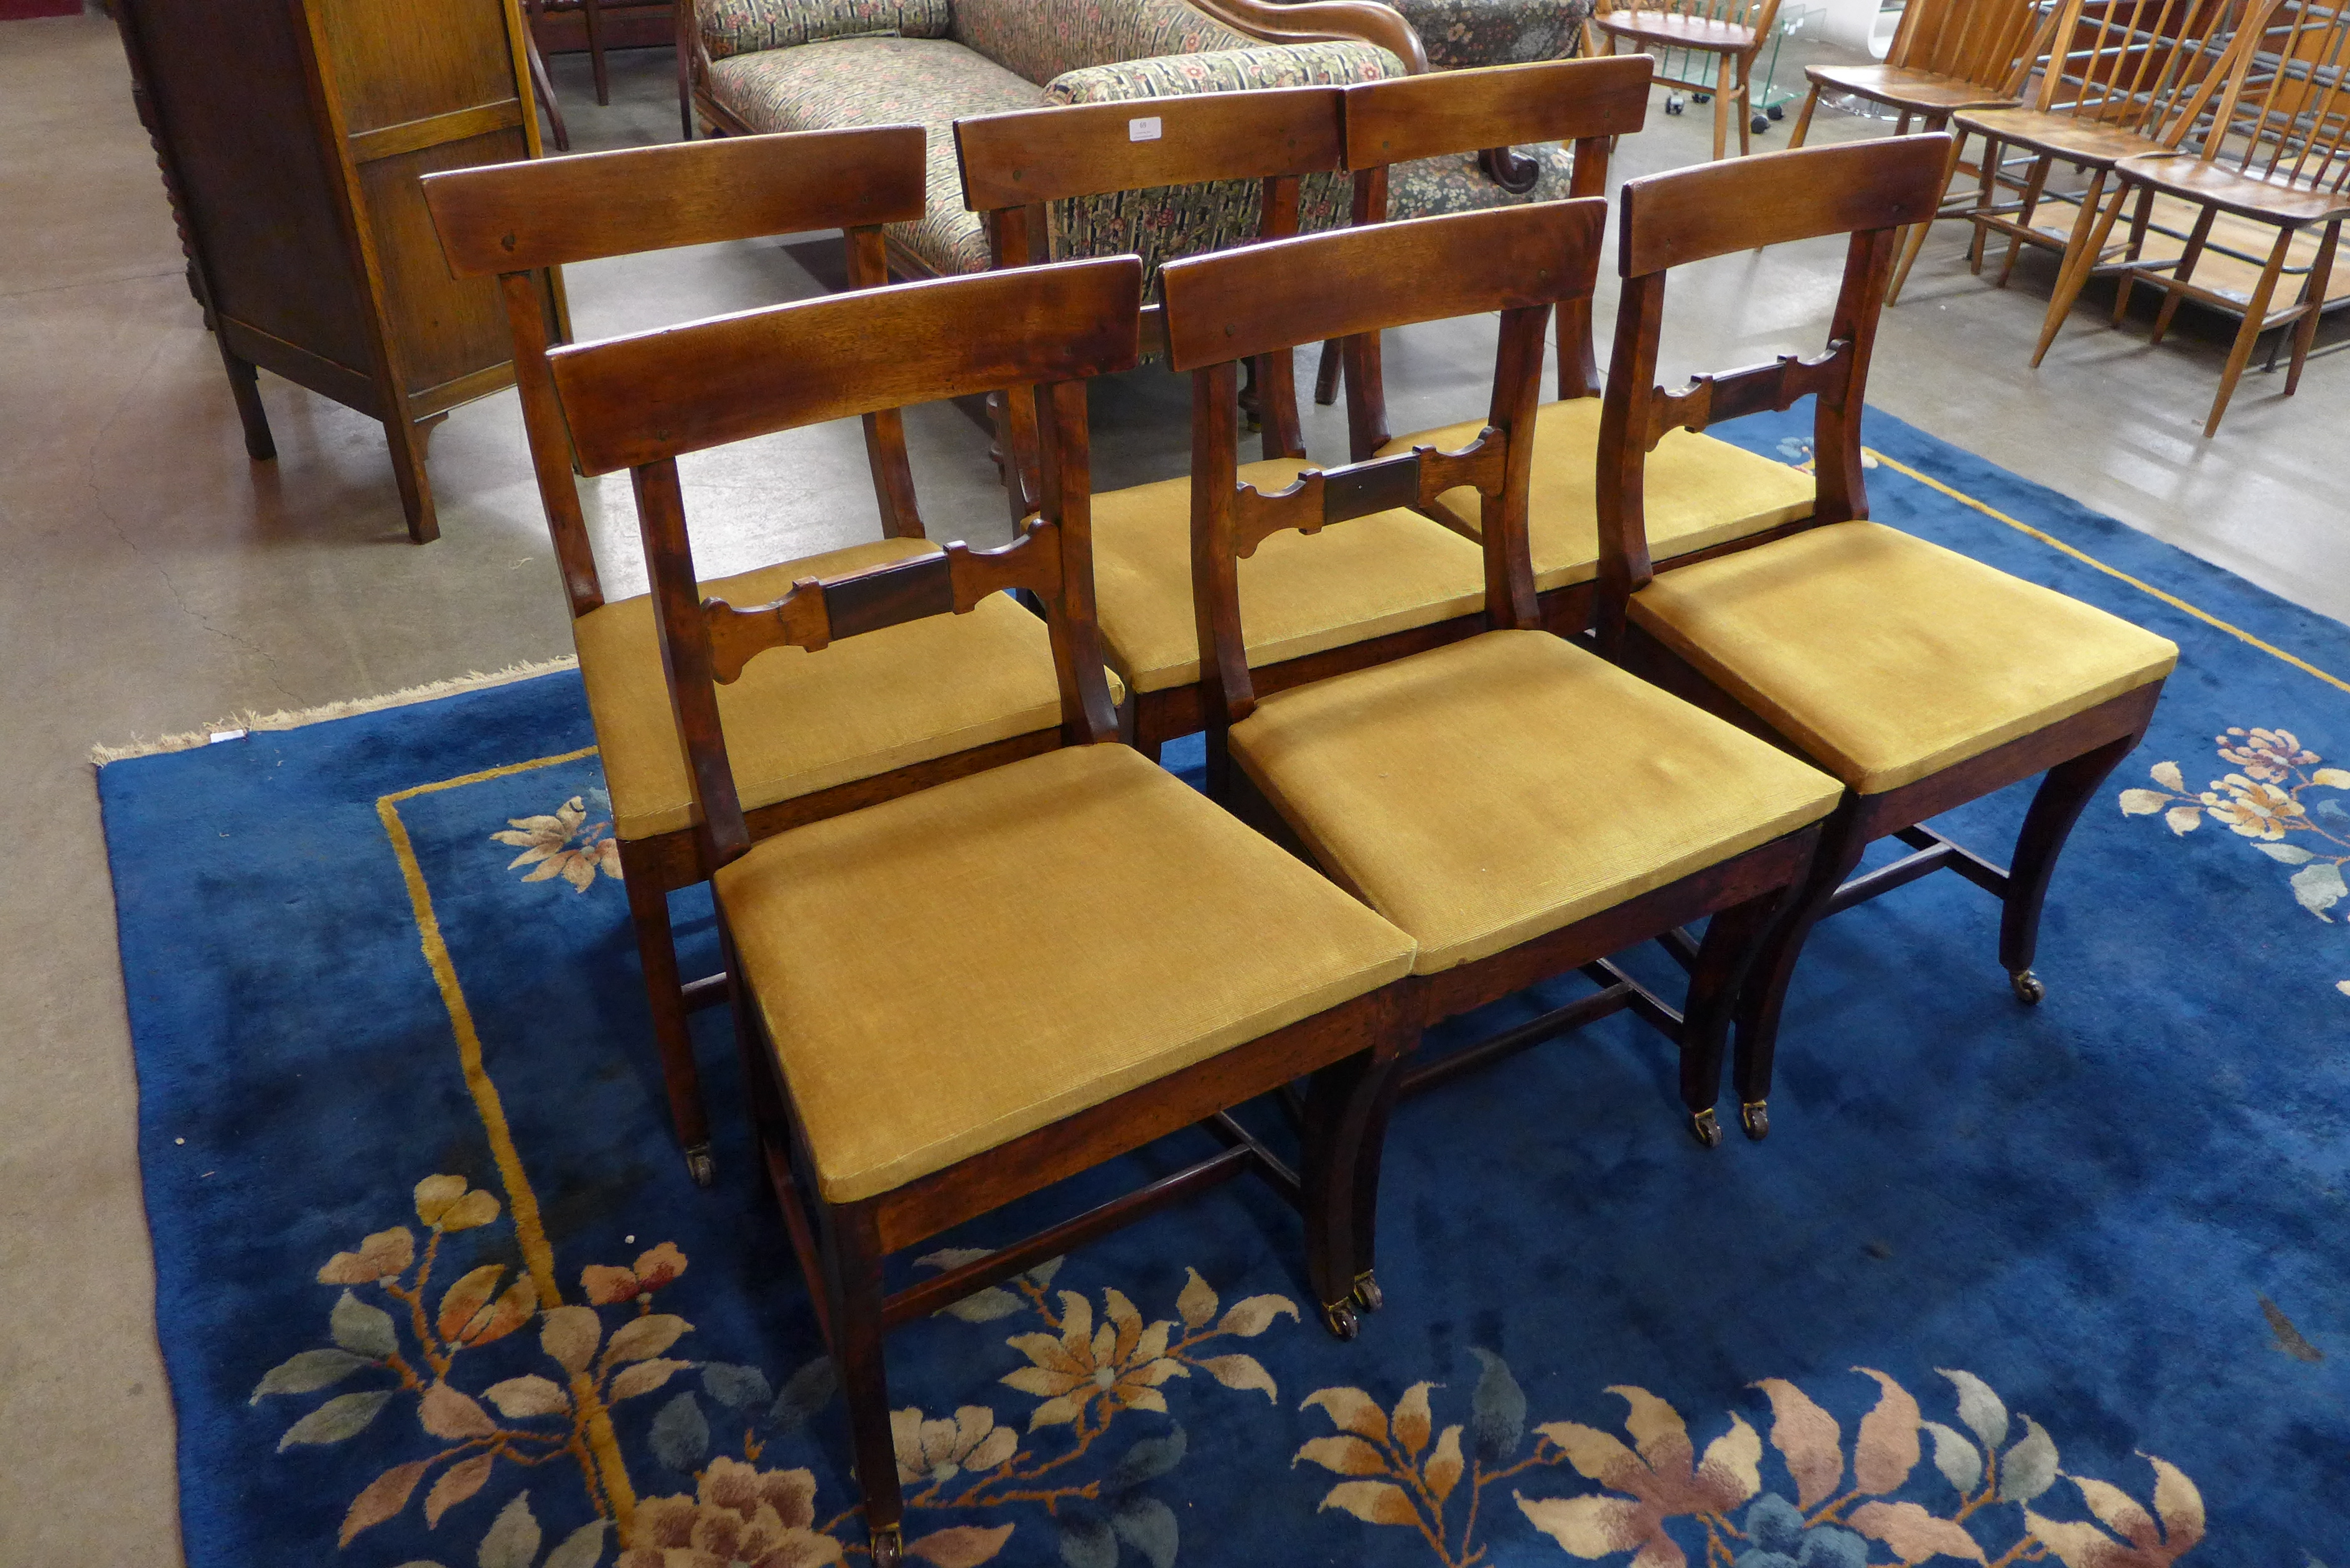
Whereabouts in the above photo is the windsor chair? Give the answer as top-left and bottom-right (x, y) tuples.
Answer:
(1589, 0), (1787, 161)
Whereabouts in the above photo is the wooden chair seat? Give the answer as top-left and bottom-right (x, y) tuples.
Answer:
(1229, 628), (1841, 975)
(577, 538), (1084, 839)
(1629, 520), (2179, 794)
(714, 740), (1416, 1203)
(1593, 9), (1758, 51)
(1951, 105), (2171, 170)
(2114, 151), (2350, 226)
(1380, 396), (1815, 593)
(1801, 62), (2020, 113)
(1090, 459), (1489, 696)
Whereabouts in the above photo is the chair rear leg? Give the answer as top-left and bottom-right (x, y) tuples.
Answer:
(1999, 725), (2144, 1002)
(1300, 1012), (1410, 1339)
(1888, 131), (1968, 304)
(1314, 338), (1342, 406)
(1997, 154), (2053, 287)
(2286, 222), (2338, 396)
(2150, 205), (2216, 345)
(1787, 83), (1820, 147)
(1711, 56), (1732, 161)
(1677, 888), (1779, 1147)
(2031, 172), (2123, 367)
(1730, 799), (1870, 1139)
(620, 846), (714, 1185)
(2111, 185), (2155, 324)
(819, 1198), (906, 1567)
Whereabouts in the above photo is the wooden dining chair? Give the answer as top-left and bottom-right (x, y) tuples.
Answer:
(2053, 0), (2350, 431)
(1588, 0), (1787, 162)
(426, 129), (1091, 1187)
(544, 256), (1422, 1564)
(1163, 202), (1844, 1154)
(1786, 0), (2055, 148)
(957, 88), (1500, 762)
(1352, 58), (1819, 639)
(1916, 0), (2261, 349)
(1594, 137), (2181, 1140)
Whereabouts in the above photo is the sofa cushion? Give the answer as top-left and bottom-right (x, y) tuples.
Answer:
(702, 0), (950, 62)
(1387, 141), (1576, 218)
(1390, 0), (1597, 68)
(706, 36), (1044, 276)
(947, 0), (1252, 85)
(1043, 43), (1405, 286)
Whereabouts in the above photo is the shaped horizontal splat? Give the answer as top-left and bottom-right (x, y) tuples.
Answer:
(1229, 432), (1508, 559)
(703, 526), (1063, 681)
(1646, 340), (1851, 449)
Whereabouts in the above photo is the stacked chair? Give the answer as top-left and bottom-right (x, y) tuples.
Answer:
(2038, 0), (2350, 432)
(431, 72), (2182, 1559)
(1594, 137), (2179, 1134)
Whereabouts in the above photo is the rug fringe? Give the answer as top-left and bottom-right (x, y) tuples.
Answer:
(89, 656), (579, 765)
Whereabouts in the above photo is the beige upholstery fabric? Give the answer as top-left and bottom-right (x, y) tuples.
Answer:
(1230, 630), (1842, 976)
(576, 538), (1067, 840)
(1629, 521), (2181, 795)
(1380, 397), (1816, 592)
(1092, 458), (1489, 694)
(716, 742), (1418, 1202)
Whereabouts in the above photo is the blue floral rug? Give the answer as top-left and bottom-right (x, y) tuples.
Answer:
(102, 405), (2350, 1568)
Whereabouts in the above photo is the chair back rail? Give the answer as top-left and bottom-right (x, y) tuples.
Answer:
(2198, 0), (2350, 187)
(955, 88), (1347, 211)
(1597, 136), (1952, 637)
(422, 127), (931, 613)
(1161, 202), (1608, 727)
(545, 259), (1141, 868)
(547, 259), (1143, 474)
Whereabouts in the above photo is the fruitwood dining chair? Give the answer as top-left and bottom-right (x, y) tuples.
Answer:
(1349, 58), (1819, 638)
(1915, 0), (2259, 349)
(543, 256), (1421, 1565)
(1594, 136), (2180, 1139)
(426, 129), (1097, 1186)
(1588, 0), (1787, 161)
(1164, 202), (1843, 1155)
(2053, 0), (2350, 431)
(957, 88), (1499, 761)
(1786, 0), (2055, 148)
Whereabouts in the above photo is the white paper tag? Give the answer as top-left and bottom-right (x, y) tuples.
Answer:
(208, 729), (249, 744)
(1128, 116), (1162, 142)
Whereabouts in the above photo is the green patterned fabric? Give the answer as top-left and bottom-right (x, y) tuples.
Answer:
(1383, 0), (1598, 68)
(947, 0), (1253, 85)
(1042, 43), (1404, 287)
(705, 37), (1044, 275)
(1387, 140), (1576, 218)
(701, 0), (950, 61)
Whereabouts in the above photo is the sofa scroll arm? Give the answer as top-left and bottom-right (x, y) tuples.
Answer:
(1187, 0), (1433, 73)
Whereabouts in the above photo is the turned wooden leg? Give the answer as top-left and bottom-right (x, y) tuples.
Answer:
(620, 841), (714, 1185)
(2206, 227), (2294, 436)
(1787, 83), (1820, 149)
(1968, 136), (2001, 274)
(2031, 172), (2123, 368)
(1731, 797), (1870, 1139)
(1888, 131), (1967, 305)
(2286, 222), (2338, 397)
(1998, 727), (2145, 1004)
(1998, 154), (2053, 288)
(2150, 205), (2216, 345)
(818, 1198), (904, 1567)
(1678, 889), (1781, 1148)
(1313, 337), (1342, 406)
(1711, 58), (1732, 162)
(2112, 185), (2154, 324)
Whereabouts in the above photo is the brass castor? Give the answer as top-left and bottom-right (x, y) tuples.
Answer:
(1351, 1273), (1384, 1314)
(2010, 969), (2046, 1006)
(870, 1523), (904, 1568)
(1741, 1100), (1769, 1141)
(685, 1145), (716, 1188)
(1322, 1300), (1360, 1340)
(1688, 1107), (1723, 1149)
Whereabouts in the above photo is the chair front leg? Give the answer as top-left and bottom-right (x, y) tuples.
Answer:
(2206, 226), (2295, 436)
(1889, 130), (1968, 304)
(2031, 171), (2125, 368)
(1677, 886), (1782, 1147)
(1730, 795), (1870, 1139)
(1998, 724), (2145, 1002)
(818, 1197), (906, 1566)
(1299, 1027), (1408, 1340)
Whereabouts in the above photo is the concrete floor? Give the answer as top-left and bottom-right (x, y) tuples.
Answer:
(1, 9), (2344, 1563)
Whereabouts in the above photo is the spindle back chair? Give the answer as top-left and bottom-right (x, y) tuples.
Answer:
(544, 256), (1423, 1563)
(1589, 0), (1789, 162)
(1166, 202), (1843, 1150)
(1596, 138), (2179, 1139)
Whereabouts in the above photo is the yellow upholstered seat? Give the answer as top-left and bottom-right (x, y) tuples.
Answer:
(1229, 630), (1842, 975)
(715, 742), (1418, 1202)
(1379, 398), (1816, 592)
(1090, 458), (1489, 694)
(1629, 521), (2181, 795)
(576, 538), (1076, 840)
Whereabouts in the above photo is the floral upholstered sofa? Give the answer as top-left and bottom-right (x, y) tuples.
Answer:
(680, 0), (1588, 286)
